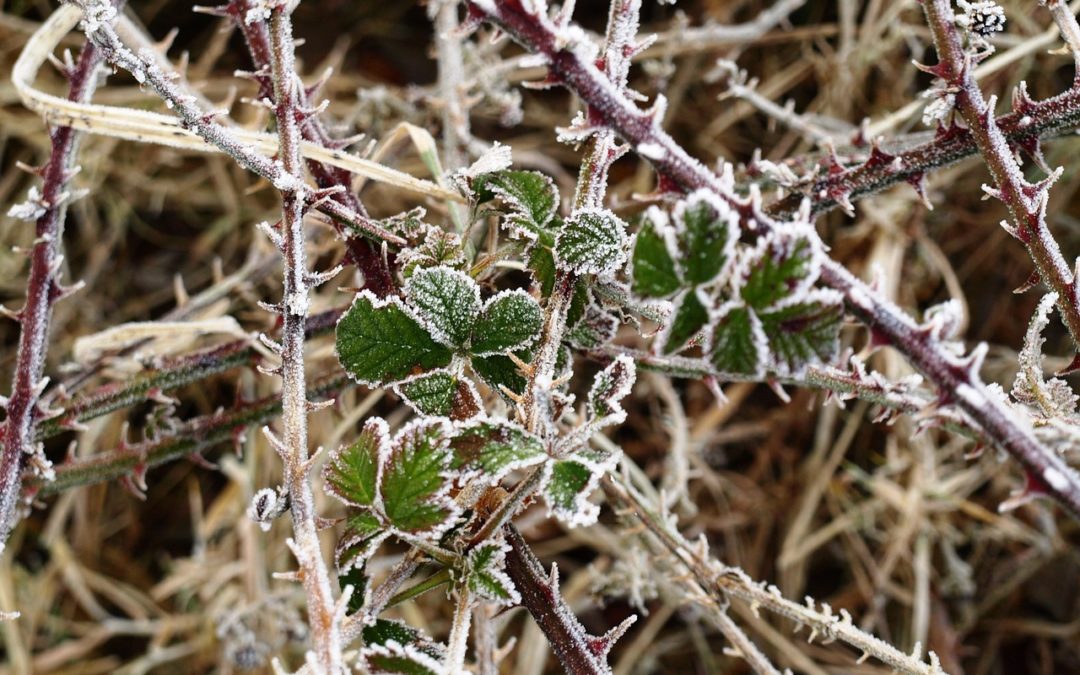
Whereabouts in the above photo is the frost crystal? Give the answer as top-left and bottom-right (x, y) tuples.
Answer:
(957, 1), (1006, 37)
(7, 186), (47, 222)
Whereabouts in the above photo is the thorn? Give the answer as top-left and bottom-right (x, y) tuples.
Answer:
(118, 473), (148, 501)
(1014, 269), (1041, 294)
(1056, 352), (1080, 376)
(272, 570), (304, 583)
(258, 332), (284, 355)
(0, 305), (24, 323)
(306, 398), (335, 413)
(999, 469), (1054, 512)
(186, 452), (218, 470)
(702, 375), (728, 407)
(587, 614), (638, 658)
(262, 425), (287, 458)
(305, 264), (344, 288)
(256, 363), (282, 377)
(257, 300), (284, 315)
(767, 379), (791, 404)
(256, 220), (285, 250)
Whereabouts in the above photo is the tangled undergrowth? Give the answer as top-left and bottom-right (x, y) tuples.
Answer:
(2, 0), (1080, 673)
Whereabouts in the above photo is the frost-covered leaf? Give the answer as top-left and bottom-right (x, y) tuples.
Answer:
(380, 419), (458, 534)
(759, 290), (844, 375)
(567, 304), (620, 349)
(587, 355), (636, 429)
(671, 190), (738, 286)
(450, 419), (547, 483)
(466, 542), (520, 606)
(737, 227), (820, 309)
(472, 352), (530, 399)
(631, 210), (680, 298)
(709, 303), (765, 377)
(527, 239), (559, 297)
(395, 371), (482, 420)
(324, 418), (386, 508)
(471, 289), (543, 355)
(336, 291), (453, 386)
(542, 448), (618, 527)
(476, 169), (559, 237)
(336, 511), (388, 575)
(1013, 292), (1079, 417)
(555, 208), (628, 276)
(400, 226), (466, 277)
(405, 266), (481, 349)
(659, 289), (709, 354)
(362, 619), (445, 675)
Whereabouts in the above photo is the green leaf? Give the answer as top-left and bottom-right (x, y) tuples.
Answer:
(380, 419), (458, 534)
(527, 241), (558, 297)
(566, 304), (620, 350)
(672, 191), (738, 286)
(450, 420), (546, 482)
(738, 228), (819, 309)
(710, 304), (766, 377)
(324, 418), (385, 508)
(471, 289), (543, 355)
(587, 354), (636, 429)
(336, 291), (453, 386)
(336, 511), (387, 574)
(362, 620), (445, 675)
(631, 209), (681, 298)
(555, 208), (628, 276)
(404, 266), (481, 348)
(339, 564), (369, 614)
(472, 352), (529, 399)
(759, 290), (844, 375)
(476, 170), (559, 236)
(467, 542), (520, 606)
(661, 289), (709, 355)
(395, 370), (481, 419)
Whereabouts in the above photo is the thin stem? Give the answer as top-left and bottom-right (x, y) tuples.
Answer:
(68, 0), (404, 247)
(0, 35), (104, 546)
(467, 0), (1080, 517)
(385, 567), (452, 609)
(446, 583), (474, 675)
(34, 307), (342, 442)
(227, 0), (396, 296)
(26, 374), (351, 496)
(602, 476), (947, 675)
(265, 4), (342, 671)
(1046, 0), (1080, 80)
(922, 0), (1080, 362)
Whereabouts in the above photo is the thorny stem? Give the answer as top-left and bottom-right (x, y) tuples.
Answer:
(446, 583), (473, 675)
(0, 36), (104, 547)
(33, 307), (342, 443)
(226, 0), (395, 296)
(265, 4), (342, 671)
(503, 525), (625, 675)
(25, 373), (351, 496)
(68, 0), (404, 248)
(468, 0), (1080, 517)
(765, 86), (1080, 219)
(922, 0), (1080, 364)
(602, 476), (948, 675)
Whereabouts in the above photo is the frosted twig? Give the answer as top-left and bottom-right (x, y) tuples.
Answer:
(467, 0), (1080, 518)
(1045, 0), (1080, 79)
(922, 0), (1080, 372)
(261, 3), (343, 671)
(0, 30), (103, 547)
(602, 476), (949, 675)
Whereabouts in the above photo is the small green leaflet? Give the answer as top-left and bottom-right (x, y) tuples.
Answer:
(660, 289), (709, 354)
(541, 447), (618, 527)
(336, 291), (453, 386)
(471, 289), (543, 355)
(475, 169), (559, 237)
(450, 419), (546, 483)
(587, 355), (636, 429)
(630, 210), (680, 298)
(466, 542), (520, 606)
(672, 191), (738, 287)
(471, 351), (529, 399)
(710, 303), (766, 377)
(394, 370), (481, 419)
(758, 290), (844, 376)
(323, 418), (459, 572)
(405, 266), (481, 349)
(555, 208), (628, 276)
(362, 619), (445, 675)
(738, 227), (819, 309)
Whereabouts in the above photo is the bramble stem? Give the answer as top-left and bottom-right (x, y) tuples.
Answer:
(0, 36), (104, 547)
(26, 374), (351, 496)
(265, 4), (343, 671)
(467, 0), (1080, 517)
(922, 0), (1080, 362)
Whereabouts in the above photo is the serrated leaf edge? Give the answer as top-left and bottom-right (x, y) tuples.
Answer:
(471, 288), (544, 357)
